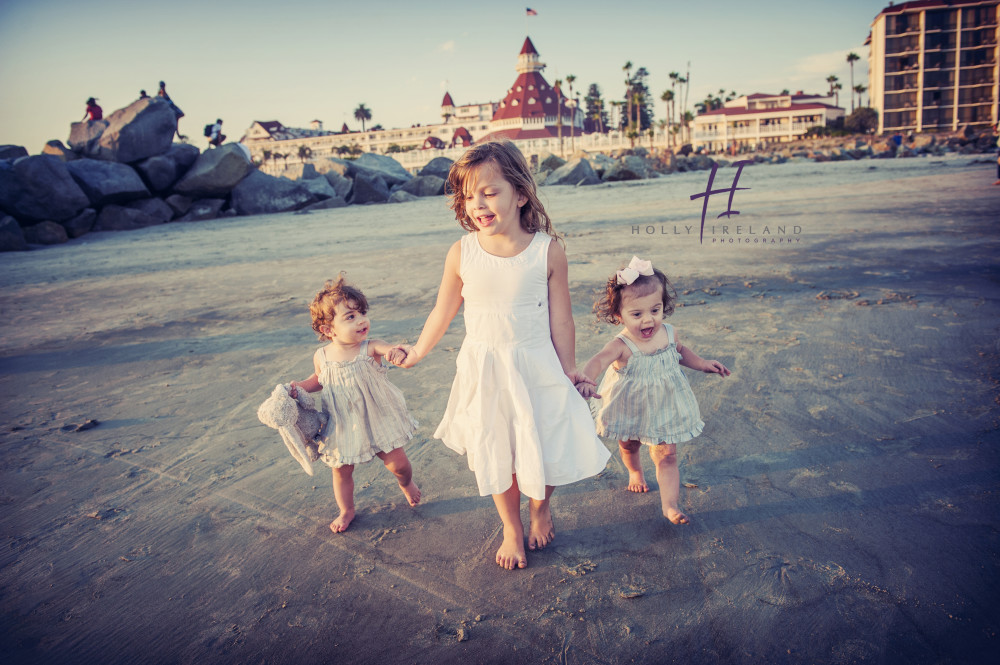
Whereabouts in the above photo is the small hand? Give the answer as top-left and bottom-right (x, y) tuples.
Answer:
(288, 382), (299, 399)
(386, 346), (408, 367)
(703, 360), (731, 377)
(575, 382), (601, 400)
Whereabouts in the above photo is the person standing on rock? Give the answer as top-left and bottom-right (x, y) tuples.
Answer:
(82, 98), (102, 121)
(208, 119), (226, 148)
(157, 81), (187, 141)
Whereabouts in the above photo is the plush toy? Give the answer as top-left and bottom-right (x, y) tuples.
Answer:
(257, 383), (328, 475)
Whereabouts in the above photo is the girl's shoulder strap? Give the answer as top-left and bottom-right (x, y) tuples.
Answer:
(615, 332), (640, 353)
(313, 346), (327, 366)
(662, 323), (675, 344)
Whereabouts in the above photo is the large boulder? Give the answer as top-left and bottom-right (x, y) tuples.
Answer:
(62, 208), (97, 238)
(352, 153), (412, 187)
(0, 145), (28, 161)
(95, 204), (164, 230)
(398, 175), (445, 197)
(537, 152), (566, 172)
(0, 215), (26, 251)
(313, 157), (352, 178)
(67, 120), (108, 155)
(0, 155), (89, 223)
(544, 158), (600, 186)
(602, 155), (652, 181)
(173, 144), (252, 198)
(23, 221), (69, 245)
(230, 170), (319, 215)
(66, 159), (150, 206)
(323, 170), (353, 199)
(125, 198), (175, 224)
(298, 196), (348, 212)
(280, 163), (319, 180)
(164, 194), (193, 217)
(90, 98), (177, 163)
(134, 154), (178, 192)
(300, 176), (338, 200)
(389, 190), (419, 204)
(177, 199), (226, 222)
(418, 156), (454, 179)
(166, 143), (200, 173)
(350, 171), (390, 204)
(41, 140), (78, 162)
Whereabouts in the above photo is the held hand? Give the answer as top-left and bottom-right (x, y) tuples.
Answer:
(569, 371), (600, 399)
(288, 382), (299, 399)
(703, 360), (731, 377)
(386, 345), (408, 367)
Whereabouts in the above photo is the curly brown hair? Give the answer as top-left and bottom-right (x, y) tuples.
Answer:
(309, 274), (368, 340)
(446, 140), (558, 238)
(594, 266), (675, 325)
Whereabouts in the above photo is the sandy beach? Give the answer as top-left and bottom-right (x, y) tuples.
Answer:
(1, 155), (998, 664)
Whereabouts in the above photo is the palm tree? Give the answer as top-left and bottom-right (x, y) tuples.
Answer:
(846, 52), (860, 112)
(833, 82), (843, 108)
(681, 110), (693, 145)
(554, 79), (564, 156)
(566, 74), (576, 153)
(854, 84), (867, 109)
(826, 75), (839, 97)
(660, 90), (674, 147)
(353, 104), (372, 132)
(622, 61), (633, 134)
(297, 145), (312, 162)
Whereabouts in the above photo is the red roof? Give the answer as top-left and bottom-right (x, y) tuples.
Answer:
(442, 92), (455, 107)
(492, 71), (568, 121)
(520, 36), (538, 56)
(479, 126), (579, 142)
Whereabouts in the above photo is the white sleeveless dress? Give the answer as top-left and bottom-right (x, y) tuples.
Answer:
(434, 232), (611, 499)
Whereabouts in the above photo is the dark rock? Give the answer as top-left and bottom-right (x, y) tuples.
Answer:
(602, 155), (651, 181)
(689, 154), (716, 171)
(41, 140), (78, 162)
(298, 196), (348, 212)
(177, 199), (226, 222)
(134, 154), (178, 192)
(67, 120), (108, 155)
(91, 98), (177, 163)
(538, 153), (566, 172)
(23, 221), (69, 245)
(418, 157), (454, 179)
(350, 171), (390, 204)
(323, 171), (353, 199)
(313, 157), (352, 178)
(165, 143), (200, 174)
(399, 175), (445, 197)
(0, 215), (26, 251)
(300, 176), (338, 200)
(230, 170), (318, 215)
(544, 158), (600, 186)
(389, 190), (419, 203)
(0, 155), (89, 223)
(352, 153), (412, 187)
(0, 145), (28, 161)
(62, 208), (97, 238)
(66, 159), (150, 206)
(96, 204), (163, 230)
(164, 194), (193, 217)
(125, 198), (174, 224)
(173, 144), (252, 198)
(280, 163), (319, 180)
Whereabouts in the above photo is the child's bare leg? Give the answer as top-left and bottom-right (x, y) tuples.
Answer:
(331, 465), (356, 533)
(619, 439), (648, 492)
(650, 443), (688, 524)
(376, 448), (421, 506)
(492, 476), (526, 570)
(528, 485), (555, 551)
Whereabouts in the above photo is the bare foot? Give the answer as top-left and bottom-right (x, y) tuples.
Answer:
(330, 509), (355, 533)
(665, 508), (689, 525)
(527, 501), (555, 550)
(496, 530), (527, 570)
(400, 480), (421, 506)
(627, 470), (649, 493)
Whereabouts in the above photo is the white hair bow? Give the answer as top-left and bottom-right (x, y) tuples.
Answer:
(616, 256), (654, 285)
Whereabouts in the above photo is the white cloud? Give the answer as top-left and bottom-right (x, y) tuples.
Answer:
(437, 40), (455, 53)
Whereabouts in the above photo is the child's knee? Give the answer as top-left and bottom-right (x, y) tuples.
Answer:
(619, 440), (641, 454)
(651, 446), (677, 466)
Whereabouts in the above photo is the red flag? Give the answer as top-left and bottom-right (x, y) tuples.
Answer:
(526, 8), (537, 15)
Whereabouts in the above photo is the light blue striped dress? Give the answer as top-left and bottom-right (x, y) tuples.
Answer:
(594, 323), (704, 445)
(315, 340), (417, 468)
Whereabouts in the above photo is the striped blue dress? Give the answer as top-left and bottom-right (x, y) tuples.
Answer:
(594, 323), (704, 445)
(315, 340), (417, 468)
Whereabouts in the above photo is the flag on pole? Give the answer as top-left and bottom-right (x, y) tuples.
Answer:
(526, 7), (537, 15)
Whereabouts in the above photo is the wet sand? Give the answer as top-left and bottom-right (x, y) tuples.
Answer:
(1, 156), (998, 664)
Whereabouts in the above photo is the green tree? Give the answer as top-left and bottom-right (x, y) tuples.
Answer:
(833, 82), (843, 108)
(826, 75), (839, 96)
(566, 74), (577, 152)
(353, 104), (372, 132)
(622, 61), (633, 133)
(297, 145), (312, 161)
(660, 89), (674, 147)
(846, 52), (861, 112)
(584, 83), (608, 133)
(854, 83), (868, 109)
(554, 78), (564, 155)
(844, 107), (878, 134)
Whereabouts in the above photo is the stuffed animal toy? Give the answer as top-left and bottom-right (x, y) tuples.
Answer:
(257, 383), (328, 475)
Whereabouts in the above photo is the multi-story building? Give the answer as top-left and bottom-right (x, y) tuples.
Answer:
(692, 93), (844, 152)
(867, 0), (999, 133)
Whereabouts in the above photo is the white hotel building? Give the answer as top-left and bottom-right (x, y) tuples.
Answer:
(692, 93), (845, 152)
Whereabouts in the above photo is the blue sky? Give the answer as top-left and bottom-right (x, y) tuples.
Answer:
(0, 0), (883, 152)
